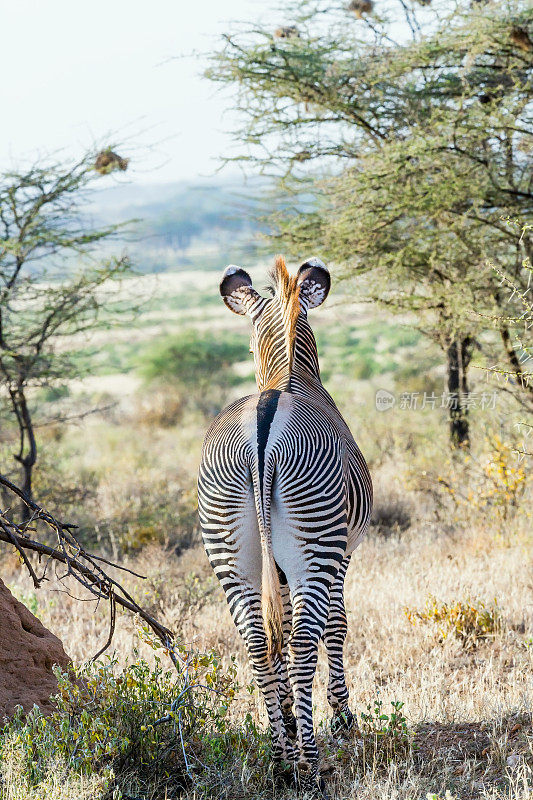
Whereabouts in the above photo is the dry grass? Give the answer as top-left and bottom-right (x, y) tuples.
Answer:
(1, 744), (109, 800)
(5, 498), (532, 799)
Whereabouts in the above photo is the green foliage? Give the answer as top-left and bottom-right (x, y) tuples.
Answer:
(316, 320), (428, 382)
(209, 0), (531, 318)
(360, 696), (409, 744)
(0, 148), (134, 501)
(322, 695), (411, 779)
(356, 696), (411, 768)
(484, 221), (533, 454)
(0, 637), (264, 800)
(139, 329), (247, 384)
(37, 384), (71, 403)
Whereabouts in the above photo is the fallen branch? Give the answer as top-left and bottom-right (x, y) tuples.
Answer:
(0, 473), (179, 665)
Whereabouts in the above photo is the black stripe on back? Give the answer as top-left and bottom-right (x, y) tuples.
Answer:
(256, 389), (281, 506)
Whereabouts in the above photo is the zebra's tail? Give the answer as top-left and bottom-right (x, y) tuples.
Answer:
(250, 461), (283, 657)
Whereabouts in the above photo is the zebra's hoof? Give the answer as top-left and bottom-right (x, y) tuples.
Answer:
(283, 710), (298, 740)
(296, 768), (330, 799)
(301, 775), (330, 799)
(330, 707), (355, 735)
(272, 759), (296, 788)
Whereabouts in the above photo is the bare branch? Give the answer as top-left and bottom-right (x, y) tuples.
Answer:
(0, 474), (179, 664)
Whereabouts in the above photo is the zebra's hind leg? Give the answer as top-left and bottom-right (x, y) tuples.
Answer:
(234, 593), (292, 766)
(200, 482), (292, 767)
(287, 582), (332, 793)
(271, 577), (298, 789)
(277, 570), (297, 741)
(322, 556), (356, 735)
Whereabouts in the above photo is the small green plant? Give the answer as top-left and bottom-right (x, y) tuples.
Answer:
(405, 596), (502, 649)
(360, 697), (409, 741)
(358, 695), (411, 767)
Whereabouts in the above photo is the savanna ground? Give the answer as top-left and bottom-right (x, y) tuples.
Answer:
(1, 264), (531, 800)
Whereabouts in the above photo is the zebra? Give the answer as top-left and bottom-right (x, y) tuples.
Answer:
(198, 256), (372, 796)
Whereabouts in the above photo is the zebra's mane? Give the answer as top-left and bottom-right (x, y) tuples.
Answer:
(266, 256), (302, 365)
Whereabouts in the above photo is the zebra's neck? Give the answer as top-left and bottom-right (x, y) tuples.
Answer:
(261, 342), (321, 393)
(256, 312), (325, 394)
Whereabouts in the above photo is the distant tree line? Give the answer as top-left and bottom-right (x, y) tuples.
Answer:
(140, 183), (270, 254)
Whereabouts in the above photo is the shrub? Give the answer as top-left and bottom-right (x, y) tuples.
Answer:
(0, 636), (259, 800)
(359, 696), (411, 765)
(96, 475), (199, 555)
(477, 436), (528, 521)
(438, 436), (528, 523)
(138, 330), (249, 416)
(134, 389), (186, 428)
(409, 434), (530, 527)
(405, 596), (502, 649)
(152, 571), (217, 626)
(39, 383), (71, 402)
(370, 495), (412, 536)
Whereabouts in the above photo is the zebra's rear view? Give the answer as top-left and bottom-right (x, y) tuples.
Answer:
(198, 256), (372, 797)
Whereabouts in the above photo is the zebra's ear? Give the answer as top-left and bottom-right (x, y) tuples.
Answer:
(297, 258), (330, 310)
(220, 266), (260, 316)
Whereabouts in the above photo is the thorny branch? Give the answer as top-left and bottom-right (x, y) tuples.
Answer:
(0, 473), (179, 666)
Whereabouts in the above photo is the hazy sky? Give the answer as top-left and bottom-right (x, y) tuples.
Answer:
(0, 0), (275, 184)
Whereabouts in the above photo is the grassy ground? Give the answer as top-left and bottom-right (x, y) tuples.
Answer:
(1, 263), (531, 799)
(4, 488), (532, 799)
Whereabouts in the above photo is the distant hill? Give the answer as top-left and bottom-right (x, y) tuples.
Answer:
(87, 175), (274, 273)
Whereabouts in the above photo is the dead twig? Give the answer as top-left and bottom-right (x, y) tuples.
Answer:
(0, 473), (180, 665)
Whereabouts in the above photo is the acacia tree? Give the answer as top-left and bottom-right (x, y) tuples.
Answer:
(207, 0), (533, 447)
(0, 150), (131, 512)
(483, 220), (533, 457)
